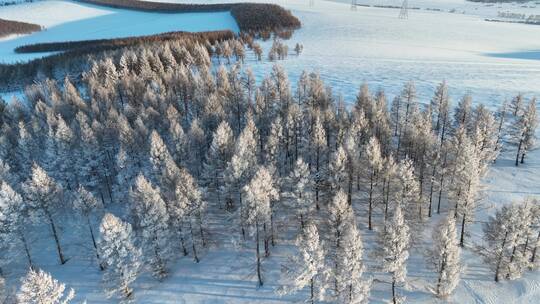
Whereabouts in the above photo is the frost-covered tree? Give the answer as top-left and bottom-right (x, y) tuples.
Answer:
(288, 158), (314, 228)
(98, 213), (141, 301)
(479, 200), (536, 282)
(0, 182), (33, 268)
(73, 186), (104, 270)
(311, 115), (327, 210)
(225, 115), (259, 236)
(280, 222), (327, 304)
(328, 190), (353, 294)
(50, 114), (75, 190)
(187, 119), (206, 178)
(328, 146), (348, 196)
(427, 214), (461, 298)
(362, 137), (383, 230)
(512, 98), (538, 166)
(16, 268), (75, 304)
(450, 133), (481, 247)
(510, 94), (524, 117)
(454, 95), (473, 130)
(494, 100), (508, 157)
(377, 205), (410, 304)
(130, 174), (172, 280)
(336, 221), (370, 304)
(395, 159), (420, 226)
(22, 164), (67, 264)
(175, 168), (207, 263)
(243, 166), (279, 286)
(202, 121), (234, 209)
(430, 81), (450, 141)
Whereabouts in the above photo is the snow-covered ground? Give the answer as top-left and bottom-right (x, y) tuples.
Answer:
(0, 0), (239, 63)
(1, 0), (539, 303)
(147, 0), (540, 104)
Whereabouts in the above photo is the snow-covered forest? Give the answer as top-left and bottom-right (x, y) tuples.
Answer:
(0, 31), (538, 303)
(0, 0), (539, 303)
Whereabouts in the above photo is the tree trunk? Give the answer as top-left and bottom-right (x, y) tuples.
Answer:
(263, 222), (270, 257)
(256, 219), (263, 286)
(495, 231), (509, 282)
(515, 138), (523, 166)
(368, 171), (374, 230)
(310, 277), (314, 304)
(270, 206), (275, 247)
(178, 224), (188, 256)
(531, 231), (540, 264)
(392, 277), (397, 304)
(21, 233), (34, 269)
(198, 211), (206, 247)
(189, 219), (200, 263)
(460, 213), (466, 247)
(436, 253), (447, 297)
(87, 217), (104, 270)
(47, 212), (66, 265)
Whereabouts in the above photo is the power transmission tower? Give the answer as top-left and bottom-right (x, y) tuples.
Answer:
(351, 0), (357, 11)
(399, 0), (408, 19)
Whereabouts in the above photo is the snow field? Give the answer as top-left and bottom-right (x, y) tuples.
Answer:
(0, 0), (239, 63)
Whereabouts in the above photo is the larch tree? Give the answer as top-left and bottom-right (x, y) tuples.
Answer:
(494, 100), (508, 157)
(22, 164), (67, 265)
(395, 159), (420, 227)
(225, 114), (259, 238)
(513, 98), (538, 166)
(451, 133), (481, 247)
(0, 181), (34, 269)
(378, 205), (410, 304)
(288, 158), (315, 229)
(427, 214), (461, 298)
(398, 81), (417, 154)
(243, 166), (279, 286)
(310, 115), (327, 211)
(279, 222), (327, 304)
(336, 221), (371, 304)
(187, 119), (206, 178)
(175, 168), (207, 263)
(16, 268), (75, 304)
(430, 81), (450, 141)
(479, 201), (535, 282)
(510, 94), (524, 117)
(73, 185), (104, 270)
(362, 136), (383, 230)
(328, 190), (353, 294)
(98, 213), (141, 301)
(202, 121), (234, 209)
(328, 146), (348, 197)
(130, 174), (172, 280)
(453, 95), (473, 130)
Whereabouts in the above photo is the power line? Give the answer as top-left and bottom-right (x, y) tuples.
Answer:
(399, 0), (408, 19)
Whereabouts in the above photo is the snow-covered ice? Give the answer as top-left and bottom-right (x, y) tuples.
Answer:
(0, 0), (239, 63)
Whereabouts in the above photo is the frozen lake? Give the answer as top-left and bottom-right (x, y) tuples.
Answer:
(0, 0), (239, 63)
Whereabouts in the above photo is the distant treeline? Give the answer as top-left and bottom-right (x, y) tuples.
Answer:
(77, 0), (301, 34)
(0, 30), (234, 91)
(0, 18), (41, 38)
(15, 30), (234, 53)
